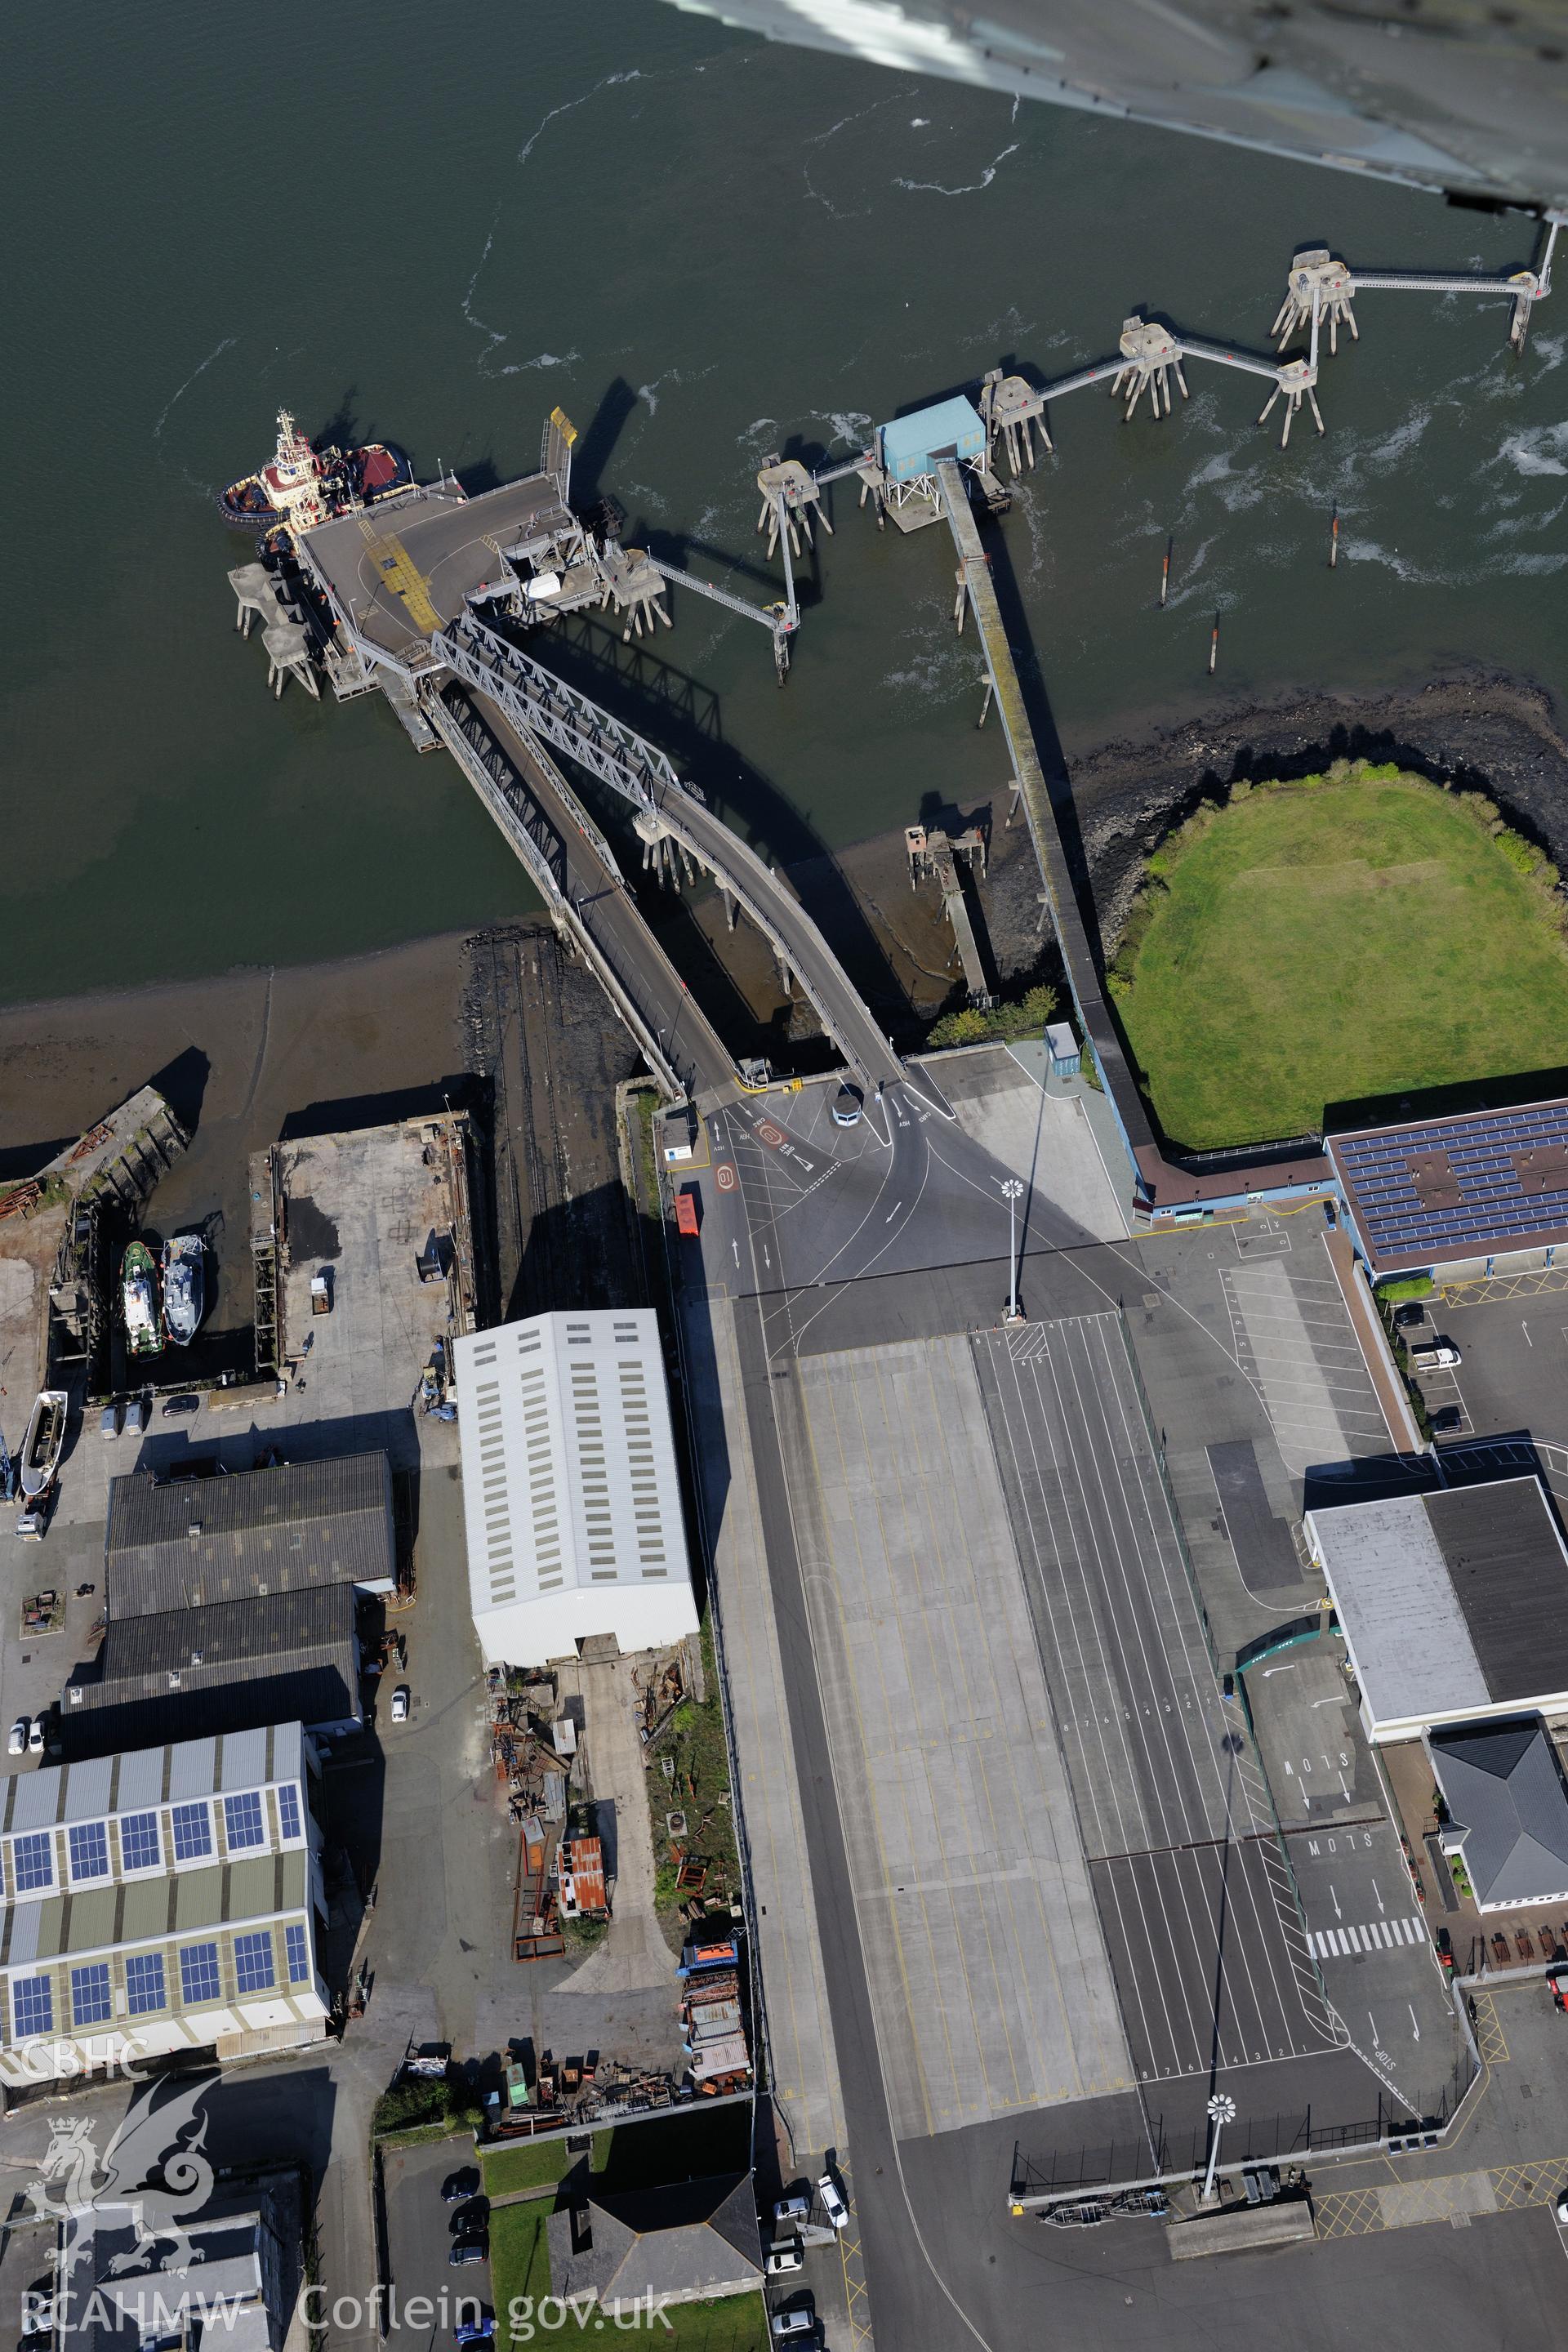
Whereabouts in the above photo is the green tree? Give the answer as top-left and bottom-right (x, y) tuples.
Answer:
(928, 983), (1062, 1050)
(928, 1006), (994, 1048)
(993, 982), (1061, 1040)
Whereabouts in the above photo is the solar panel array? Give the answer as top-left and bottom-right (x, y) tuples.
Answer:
(1332, 1099), (1568, 1265)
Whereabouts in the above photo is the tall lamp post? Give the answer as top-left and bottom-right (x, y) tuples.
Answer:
(1202, 2092), (1236, 2203)
(1000, 1179), (1024, 1325)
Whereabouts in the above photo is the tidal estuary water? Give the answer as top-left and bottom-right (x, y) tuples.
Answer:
(5, 0), (1565, 1006)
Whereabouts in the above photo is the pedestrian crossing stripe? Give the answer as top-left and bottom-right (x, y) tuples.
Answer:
(1312, 1917), (1424, 1957)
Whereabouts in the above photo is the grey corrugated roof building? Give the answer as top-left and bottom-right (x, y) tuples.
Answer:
(105, 1454), (395, 1616)
(547, 2176), (763, 2310)
(1429, 1722), (1568, 1911)
(67, 1586), (361, 1755)
(1304, 1477), (1568, 1742)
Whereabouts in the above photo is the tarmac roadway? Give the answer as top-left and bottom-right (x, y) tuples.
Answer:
(648, 782), (914, 1104)
(444, 686), (736, 1101)
(672, 1071), (1539, 2352)
(454, 666), (940, 1111)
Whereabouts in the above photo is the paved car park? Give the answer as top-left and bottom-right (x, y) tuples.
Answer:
(787, 1331), (1134, 2140)
(1425, 1270), (1568, 1450)
(1217, 1247), (1396, 1476)
(1241, 1640), (1462, 2118)
(382, 2136), (491, 2343)
(973, 1311), (1343, 2088)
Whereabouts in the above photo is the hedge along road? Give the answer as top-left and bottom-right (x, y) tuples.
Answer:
(1112, 765), (1568, 1152)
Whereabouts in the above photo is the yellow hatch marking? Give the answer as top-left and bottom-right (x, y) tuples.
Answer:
(360, 523), (440, 634)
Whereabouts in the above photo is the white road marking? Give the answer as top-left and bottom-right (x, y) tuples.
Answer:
(981, 1315), (1339, 2079)
(1311, 1917), (1423, 1958)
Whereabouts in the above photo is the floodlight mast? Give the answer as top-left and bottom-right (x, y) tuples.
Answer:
(1001, 1179), (1024, 1324)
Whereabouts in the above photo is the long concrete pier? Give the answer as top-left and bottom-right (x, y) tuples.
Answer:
(934, 459), (1333, 1208)
(935, 461), (1156, 1180)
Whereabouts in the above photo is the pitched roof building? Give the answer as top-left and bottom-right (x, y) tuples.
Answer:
(59, 2198), (291, 2352)
(70, 1455), (393, 1758)
(68, 1584), (361, 1755)
(1429, 1721), (1568, 1911)
(454, 1312), (698, 1669)
(105, 1454), (395, 1615)
(1330, 1098), (1568, 1277)
(547, 2175), (763, 2310)
(0, 1722), (329, 2086)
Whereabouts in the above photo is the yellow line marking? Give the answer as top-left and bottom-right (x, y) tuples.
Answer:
(1471, 1992), (1510, 2065)
(361, 524), (441, 633)
(1441, 1267), (1568, 1304)
(1315, 2153), (1568, 2237)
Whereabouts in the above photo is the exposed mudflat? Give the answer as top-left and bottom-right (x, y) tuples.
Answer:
(2, 670), (1561, 1193)
(1060, 667), (1568, 951)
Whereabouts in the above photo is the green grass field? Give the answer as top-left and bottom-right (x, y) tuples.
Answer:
(489, 2202), (551, 2341)
(482, 2140), (575, 2197)
(1116, 775), (1568, 1149)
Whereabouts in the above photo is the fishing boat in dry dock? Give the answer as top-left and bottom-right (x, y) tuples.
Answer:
(122, 1241), (163, 1360)
(161, 1232), (205, 1347)
(219, 408), (412, 540)
(20, 1391), (67, 1499)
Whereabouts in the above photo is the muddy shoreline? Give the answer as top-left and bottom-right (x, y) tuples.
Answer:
(1061, 666), (1568, 953)
(1, 669), (1563, 1173)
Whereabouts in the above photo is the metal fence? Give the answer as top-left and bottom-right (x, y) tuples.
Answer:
(1011, 2090), (1457, 2207)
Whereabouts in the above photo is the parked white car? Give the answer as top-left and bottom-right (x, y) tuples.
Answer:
(390, 1685), (410, 1724)
(8, 1719), (27, 1757)
(817, 2174), (849, 2232)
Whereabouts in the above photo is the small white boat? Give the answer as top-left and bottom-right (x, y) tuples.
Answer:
(161, 1233), (205, 1348)
(20, 1391), (67, 1499)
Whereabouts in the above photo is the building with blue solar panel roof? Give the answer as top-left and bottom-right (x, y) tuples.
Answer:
(0, 1722), (328, 2084)
(1330, 1096), (1568, 1277)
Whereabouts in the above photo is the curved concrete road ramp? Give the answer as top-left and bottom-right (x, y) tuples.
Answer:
(791, 1332), (1134, 2138)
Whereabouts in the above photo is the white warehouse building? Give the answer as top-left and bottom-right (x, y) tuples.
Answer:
(454, 1310), (699, 1668)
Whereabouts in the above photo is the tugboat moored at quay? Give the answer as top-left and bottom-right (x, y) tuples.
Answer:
(220, 408), (412, 541)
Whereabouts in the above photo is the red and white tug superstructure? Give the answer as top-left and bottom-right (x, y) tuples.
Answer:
(254, 409), (332, 532)
(219, 408), (412, 538)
